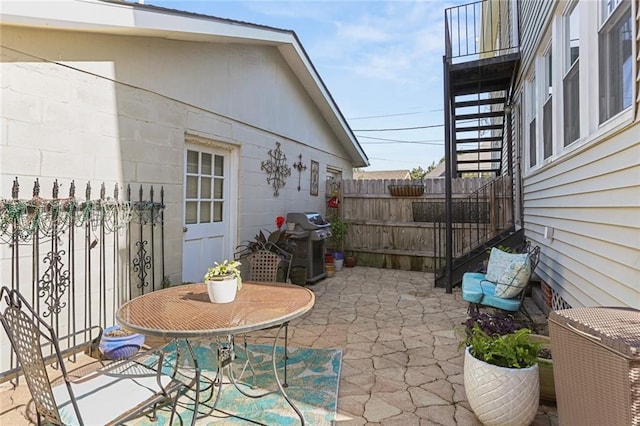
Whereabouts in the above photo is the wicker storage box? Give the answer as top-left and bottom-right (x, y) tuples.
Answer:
(548, 307), (640, 426)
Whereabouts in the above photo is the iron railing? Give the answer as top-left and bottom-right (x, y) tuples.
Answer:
(433, 174), (515, 279)
(445, 0), (519, 62)
(0, 177), (165, 381)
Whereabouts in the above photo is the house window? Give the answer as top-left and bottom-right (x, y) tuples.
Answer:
(528, 77), (537, 168)
(185, 150), (225, 224)
(542, 50), (553, 159)
(599, 0), (632, 123)
(563, 3), (580, 146)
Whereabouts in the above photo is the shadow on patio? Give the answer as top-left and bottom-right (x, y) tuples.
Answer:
(0, 266), (558, 425)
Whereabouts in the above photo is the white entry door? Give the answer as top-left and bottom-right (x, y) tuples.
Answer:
(182, 145), (232, 283)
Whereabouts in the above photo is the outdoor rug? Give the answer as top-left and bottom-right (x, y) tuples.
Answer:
(129, 343), (342, 425)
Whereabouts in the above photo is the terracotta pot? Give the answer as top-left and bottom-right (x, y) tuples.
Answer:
(345, 256), (357, 267)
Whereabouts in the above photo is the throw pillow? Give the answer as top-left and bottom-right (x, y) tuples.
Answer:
(485, 248), (528, 282)
(495, 261), (532, 298)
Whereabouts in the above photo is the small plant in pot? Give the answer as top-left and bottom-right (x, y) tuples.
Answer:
(460, 316), (542, 426)
(204, 259), (242, 303)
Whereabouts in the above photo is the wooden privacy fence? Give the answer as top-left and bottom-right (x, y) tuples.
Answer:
(330, 177), (511, 272)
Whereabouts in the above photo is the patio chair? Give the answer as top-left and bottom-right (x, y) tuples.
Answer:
(462, 245), (541, 331)
(246, 249), (282, 281)
(240, 250), (293, 386)
(0, 286), (192, 426)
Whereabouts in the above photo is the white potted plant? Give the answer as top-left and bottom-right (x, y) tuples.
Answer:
(204, 259), (242, 303)
(461, 323), (542, 426)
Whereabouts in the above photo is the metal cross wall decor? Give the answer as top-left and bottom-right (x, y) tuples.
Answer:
(292, 154), (307, 191)
(261, 142), (292, 196)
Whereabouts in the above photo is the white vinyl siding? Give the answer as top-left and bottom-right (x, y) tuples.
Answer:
(516, 0), (639, 309)
(523, 130), (639, 308)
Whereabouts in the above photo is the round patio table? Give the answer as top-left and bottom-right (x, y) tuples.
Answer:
(116, 281), (315, 425)
(116, 282), (315, 338)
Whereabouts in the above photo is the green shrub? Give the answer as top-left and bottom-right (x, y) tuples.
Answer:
(462, 323), (541, 368)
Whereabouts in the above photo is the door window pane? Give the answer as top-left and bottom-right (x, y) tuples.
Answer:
(201, 153), (212, 176)
(187, 150), (198, 174)
(213, 201), (223, 222)
(201, 177), (212, 198)
(214, 178), (223, 199)
(185, 201), (197, 224)
(214, 155), (224, 176)
(186, 176), (198, 198)
(200, 201), (211, 223)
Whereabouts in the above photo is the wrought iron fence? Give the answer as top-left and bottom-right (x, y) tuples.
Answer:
(0, 177), (165, 381)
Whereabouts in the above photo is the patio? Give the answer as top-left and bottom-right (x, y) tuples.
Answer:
(0, 266), (558, 425)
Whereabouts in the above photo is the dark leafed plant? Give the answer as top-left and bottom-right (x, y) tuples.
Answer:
(464, 310), (522, 337)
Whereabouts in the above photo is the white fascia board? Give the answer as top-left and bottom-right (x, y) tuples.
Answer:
(1, 0), (290, 43)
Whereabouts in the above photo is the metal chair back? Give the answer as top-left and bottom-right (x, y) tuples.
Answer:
(247, 250), (281, 282)
(0, 287), (76, 424)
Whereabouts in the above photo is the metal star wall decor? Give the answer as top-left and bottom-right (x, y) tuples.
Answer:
(261, 142), (291, 196)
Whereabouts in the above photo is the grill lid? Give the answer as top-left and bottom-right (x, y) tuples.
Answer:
(286, 212), (330, 230)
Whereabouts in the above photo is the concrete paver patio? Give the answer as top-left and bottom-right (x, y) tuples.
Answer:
(0, 266), (558, 425)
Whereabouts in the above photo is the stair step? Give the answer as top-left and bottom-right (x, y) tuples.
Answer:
(456, 136), (503, 144)
(457, 158), (502, 164)
(456, 124), (503, 132)
(455, 111), (504, 121)
(456, 169), (501, 177)
(457, 147), (503, 154)
(455, 97), (506, 108)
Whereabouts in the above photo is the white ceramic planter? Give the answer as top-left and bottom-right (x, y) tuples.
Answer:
(334, 258), (344, 271)
(464, 346), (539, 426)
(206, 276), (238, 303)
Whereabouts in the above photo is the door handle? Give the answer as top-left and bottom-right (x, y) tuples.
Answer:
(183, 226), (188, 233)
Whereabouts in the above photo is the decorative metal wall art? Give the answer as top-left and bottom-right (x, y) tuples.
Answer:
(310, 160), (319, 196)
(292, 154), (307, 191)
(261, 142), (291, 196)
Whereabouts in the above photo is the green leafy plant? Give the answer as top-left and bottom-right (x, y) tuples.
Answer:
(204, 259), (242, 289)
(461, 323), (541, 368)
(329, 214), (349, 252)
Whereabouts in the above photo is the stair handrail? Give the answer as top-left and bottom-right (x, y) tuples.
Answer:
(445, 0), (519, 62)
(435, 174), (515, 274)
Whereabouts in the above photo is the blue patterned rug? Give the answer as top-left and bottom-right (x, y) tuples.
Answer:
(130, 343), (342, 425)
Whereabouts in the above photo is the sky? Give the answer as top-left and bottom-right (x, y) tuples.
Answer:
(152, 0), (462, 172)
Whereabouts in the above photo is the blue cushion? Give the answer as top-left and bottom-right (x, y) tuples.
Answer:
(462, 272), (521, 312)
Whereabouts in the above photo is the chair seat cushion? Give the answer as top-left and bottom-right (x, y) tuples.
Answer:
(462, 272), (521, 312)
(54, 360), (181, 425)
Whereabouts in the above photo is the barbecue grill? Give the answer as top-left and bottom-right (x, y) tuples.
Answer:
(285, 212), (332, 284)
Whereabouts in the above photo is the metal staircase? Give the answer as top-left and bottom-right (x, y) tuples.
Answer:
(441, 0), (521, 291)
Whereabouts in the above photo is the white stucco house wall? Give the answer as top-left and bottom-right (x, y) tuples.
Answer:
(0, 0), (369, 284)
(513, 0), (639, 309)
